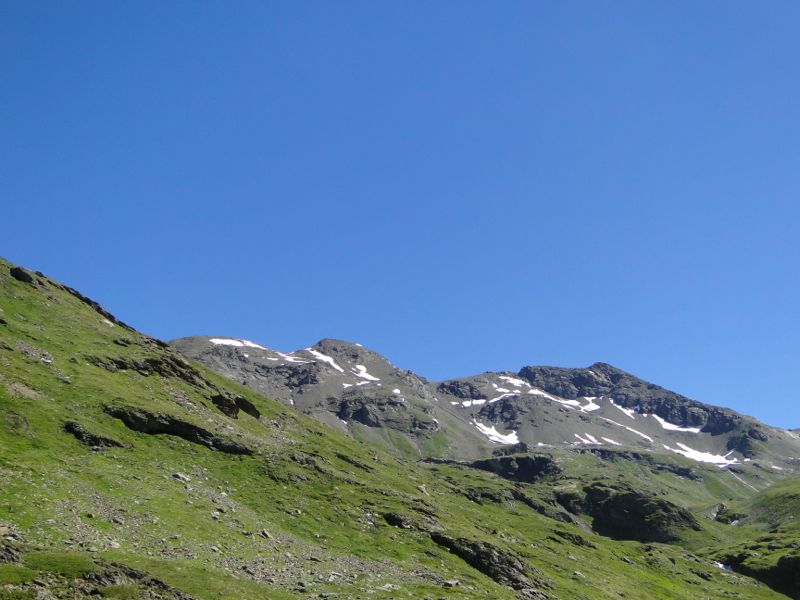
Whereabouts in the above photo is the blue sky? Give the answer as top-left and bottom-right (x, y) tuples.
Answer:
(2, 2), (799, 427)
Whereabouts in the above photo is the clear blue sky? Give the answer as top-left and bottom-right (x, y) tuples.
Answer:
(2, 2), (798, 427)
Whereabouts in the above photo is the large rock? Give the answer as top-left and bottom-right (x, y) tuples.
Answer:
(429, 532), (548, 598)
(469, 454), (560, 483)
(9, 267), (35, 284)
(576, 482), (701, 543)
(103, 406), (253, 455)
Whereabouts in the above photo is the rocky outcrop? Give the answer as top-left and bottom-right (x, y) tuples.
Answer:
(332, 393), (437, 433)
(9, 266), (36, 284)
(470, 455), (560, 483)
(103, 406), (253, 455)
(437, 380), (485, 400)
(429, 533), (548, 598)
(477, 396), (526, 425)
(508, 489), (576, 524)
(86, 354), (210, 388)
(574, 482), (701, 543)
(210, 393), (261, 419)
(63, 421), (124, 449)
(518, 362), (743, 434)
(718, 539), (800, 598)
(726, 428), (769, 458)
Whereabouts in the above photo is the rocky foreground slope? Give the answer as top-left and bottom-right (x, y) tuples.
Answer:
(2, 257), (799, 599)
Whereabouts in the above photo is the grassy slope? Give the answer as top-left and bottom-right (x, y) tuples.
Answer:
(0, 258), (788, 599)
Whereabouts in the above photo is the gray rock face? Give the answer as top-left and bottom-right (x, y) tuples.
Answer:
(103, 405), (253, 455)
(170, 336), (484, 458)
(429, 532), (548, 597)
(170, 336), (800, 468)
(576, 482), (702, 543)
(519, 362), (741, 433)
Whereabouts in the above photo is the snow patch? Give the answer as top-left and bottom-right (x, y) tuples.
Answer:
(651, 414), (701, 433)
(473, 420), (519, 445)
(352, 365), (380, 381)
(601, 437), (621, 446)
(306, 349), (345, 372)
(528, 388), (583, 408)
(581, 397), (601, 412)
(209, 338), (267, 350)
(101, 318), (115, 327)
(277, 352), (312, 364)
(601, 417), (654, 442)
(662, 443), (739, 467)
(610, 400), (636, 419)
(451, 399), (487, 408)
(498, 376), (528, 388)
(488, 392), (518, 404)
(392, 388), (401, 395)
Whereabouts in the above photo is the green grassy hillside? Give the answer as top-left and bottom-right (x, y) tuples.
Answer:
(0, 258), (791, 599)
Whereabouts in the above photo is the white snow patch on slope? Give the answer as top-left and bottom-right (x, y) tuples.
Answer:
(352, 365), (380, 381)
(581, 397), (601, 412)
(210, 338), (267, 349)
(610, 400), (636, 419)
(488, 392), (518, 404)
(392, 388), (401, 395)
(528, 388), (598, 413)
(601, 417), (654, 442)
(498, 376), (528, 388)
(662, 443), (739, 467)
(473, 420), (519, 445)
(306, 349), (345, 372)
(574, 433), (594, 444)
(277, 352), (312, 364)
(528, 388), (582, 408)
(451, 399), (487, 407)
(601, 437), (621, 446)
(651, 414), (701, 433)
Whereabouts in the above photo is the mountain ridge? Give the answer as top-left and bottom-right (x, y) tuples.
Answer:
(170, 335), (799, 472)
